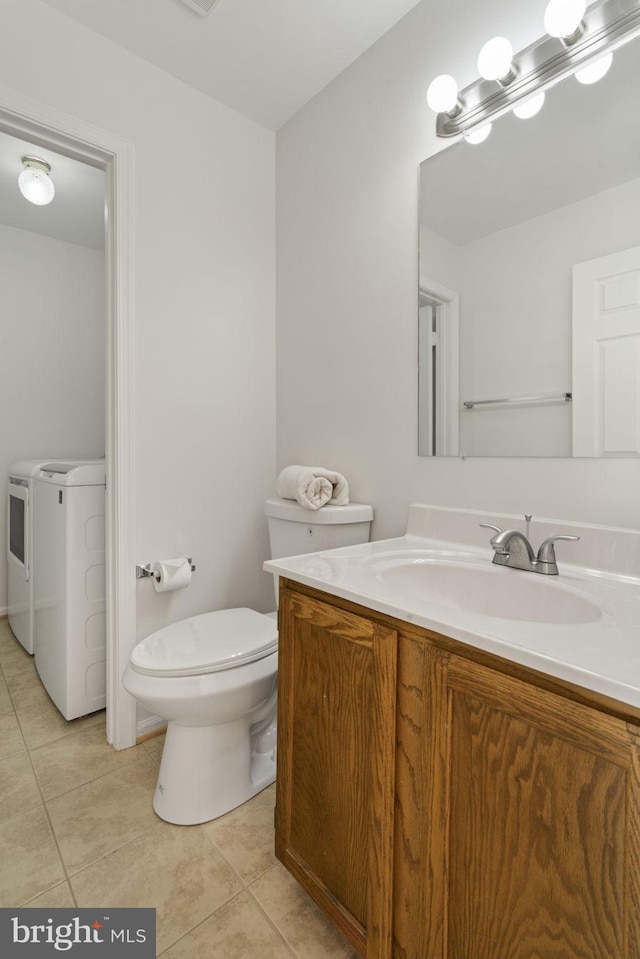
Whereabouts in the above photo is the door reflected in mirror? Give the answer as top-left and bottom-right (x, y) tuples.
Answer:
(418, 37), (640, 457)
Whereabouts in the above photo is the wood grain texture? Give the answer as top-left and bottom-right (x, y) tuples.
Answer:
(445, 654), (633, 959)
(276, 582), (640, 959)
(393, 637), (428, 959)
(275, 587), (397, 959)
(625, 724), (640, 957)
(367, 620), (397, 959)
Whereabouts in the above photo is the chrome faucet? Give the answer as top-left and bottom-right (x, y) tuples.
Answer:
(480, 520), (579, 575)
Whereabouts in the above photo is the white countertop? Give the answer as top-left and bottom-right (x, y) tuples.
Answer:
(265, 504), (640, 709)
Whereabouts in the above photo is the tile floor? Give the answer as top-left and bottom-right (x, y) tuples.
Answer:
(0, 618), (359, 958)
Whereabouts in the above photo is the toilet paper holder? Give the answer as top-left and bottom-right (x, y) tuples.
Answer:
(136, 559), (196, 580)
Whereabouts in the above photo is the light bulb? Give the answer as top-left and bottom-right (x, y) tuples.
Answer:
(544, 0), (586, 39)
(18, 157), (55, 206)
(477, 37), (514, 82)
(513, 92), (546, 119)
(463, 123), (492, 145)
(575, 51), (613, 85)
(426, 74), (460, 114)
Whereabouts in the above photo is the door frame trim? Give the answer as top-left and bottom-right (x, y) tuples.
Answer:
(419, 278), (460, 457)
(0, 84), (137, 748)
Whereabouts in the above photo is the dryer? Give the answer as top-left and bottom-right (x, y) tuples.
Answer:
(33, 460), (106, 720)
(7, 459), (62, 654)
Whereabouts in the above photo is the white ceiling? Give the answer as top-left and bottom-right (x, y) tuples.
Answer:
(1, 0), (420, 249)
(38, 0), (422, 131)
(0, 133), (105, 250)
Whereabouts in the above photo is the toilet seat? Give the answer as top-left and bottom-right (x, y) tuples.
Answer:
(130, 607), (278, 678)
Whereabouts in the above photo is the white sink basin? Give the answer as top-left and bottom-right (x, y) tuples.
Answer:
(266, 506), (640, 707)
(372, 556), (602, 625)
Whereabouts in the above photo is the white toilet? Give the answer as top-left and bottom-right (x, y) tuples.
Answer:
(123, 497), (373, 825)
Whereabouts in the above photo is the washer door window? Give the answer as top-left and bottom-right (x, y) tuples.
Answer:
(8, 480), (29, 581)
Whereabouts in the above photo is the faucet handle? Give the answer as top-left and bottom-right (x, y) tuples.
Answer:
(537, 534), (580, 564)
(479, 523), (503, 536)
(479, 523), (507, 553)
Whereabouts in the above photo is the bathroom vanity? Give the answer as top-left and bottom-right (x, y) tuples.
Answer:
(266, 506), (640, 959)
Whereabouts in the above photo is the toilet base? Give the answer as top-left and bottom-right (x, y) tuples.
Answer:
(152, 718), (276, 825)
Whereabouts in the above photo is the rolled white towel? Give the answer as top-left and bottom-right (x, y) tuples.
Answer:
(276, 465), (350, 511)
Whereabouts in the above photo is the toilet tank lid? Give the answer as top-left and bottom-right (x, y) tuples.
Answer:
(130, 608), (278, 677)
(264, 497), (373, 524)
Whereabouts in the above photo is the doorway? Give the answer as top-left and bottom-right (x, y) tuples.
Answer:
(572, 245), (640, 457)
(0, 88), (136, 748)
(418, 279), (460, 457)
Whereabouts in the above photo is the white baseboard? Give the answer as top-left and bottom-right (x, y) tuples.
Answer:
(136, 714), (166, 740)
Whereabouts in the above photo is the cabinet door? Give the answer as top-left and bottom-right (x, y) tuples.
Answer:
(276, 588), (397, 959)
(423, 650), (640, 959)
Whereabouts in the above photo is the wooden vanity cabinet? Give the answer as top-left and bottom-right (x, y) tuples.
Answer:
(411, 645), (640, 959)
(276, 580), (640, 959)
(275, 586), (398, 959)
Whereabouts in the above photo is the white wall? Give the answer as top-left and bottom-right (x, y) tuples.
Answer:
(276, 0), (640, 537)
(0, 223), (105, 612)
(0, 0), (276, 646)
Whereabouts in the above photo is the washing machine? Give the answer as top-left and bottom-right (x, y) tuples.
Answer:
(33, 461), (106, 720)
(7, 459), (65, 654)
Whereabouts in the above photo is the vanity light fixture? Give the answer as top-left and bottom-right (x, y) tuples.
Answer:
(426, 74), (462, 116)
(463, 124), (492, 145)
(513, 91), (546, 119)
(544, 0), (587, 45)
(477, 37), (516, 85)
(575, 50), (614, 83)
(427, 0), (640, 141)
(18, 156), (55, 205)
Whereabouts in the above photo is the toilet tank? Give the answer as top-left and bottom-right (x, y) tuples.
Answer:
(265, 497), (373, 559)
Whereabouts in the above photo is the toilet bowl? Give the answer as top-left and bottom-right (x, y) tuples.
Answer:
(124, 497), (374, 825)
(123, 607), (278, 825)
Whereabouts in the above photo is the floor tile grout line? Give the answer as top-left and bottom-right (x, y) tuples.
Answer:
(154, 887), (255, 958)
(19, 879), (75, 909)
(0, 641), (72, 907)
(0, 643), (102, 745)
(3, 643), (143, 906)
(147, 815), (286, 954)
(197, 828), (253, 890)
(61, 817), (170, 883)
(245, 871), (303, 959)
(0, 655), (19, 713)
(47, 788), (165, 880)
(42, 759), (167, 877)
(20, 718), (79, 907)
(0, 675), (77, 906)
(30, 738), (150, 804)
(15, 718), (107, 755)
(3, 656), (71, 746)
(38, 753), (152, 803)
(0, 627), (153, 911)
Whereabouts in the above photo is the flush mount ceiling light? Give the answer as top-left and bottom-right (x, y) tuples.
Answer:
(18, 156), (55, 206)
(426, 0), (640, 142)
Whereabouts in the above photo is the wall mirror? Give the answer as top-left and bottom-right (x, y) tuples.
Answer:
(418, 35), (640, 457)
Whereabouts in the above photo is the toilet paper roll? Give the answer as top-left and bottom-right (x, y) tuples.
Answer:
(152, 558), (192, 593)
